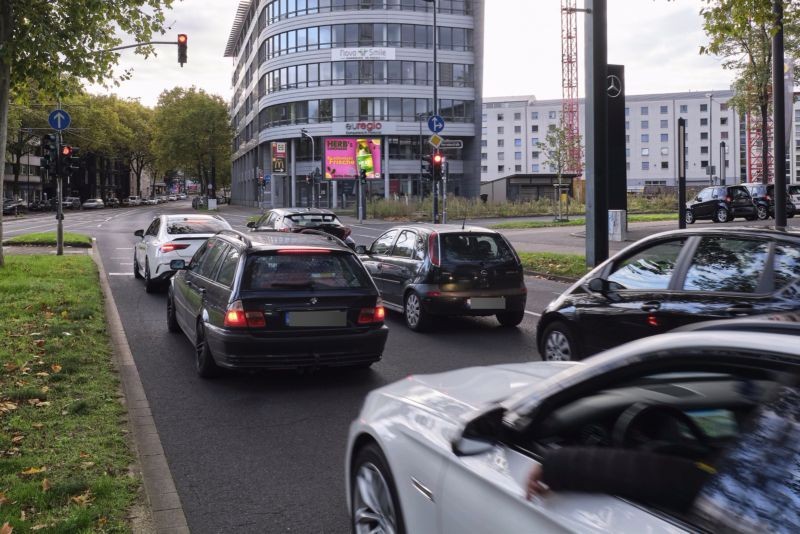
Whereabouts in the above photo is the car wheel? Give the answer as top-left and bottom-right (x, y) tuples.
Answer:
(496, 310), (525, 327)
(166, 289), (180, 333)
(133, 254), (143, 279)
(351, 443), (406, 534)
(684, 209), (695, 225)
(404, 291), (430, 332)
(144, 260), (158, 294)
(541, 322), (579, 361)
(195, 321), (221, 378)
(756, 204), (769, 220)
(713, 208), (729, 223)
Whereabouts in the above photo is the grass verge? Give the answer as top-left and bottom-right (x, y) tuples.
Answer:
(3, 232), (92, 248)
(0, 255), (138, 532)
(491, 213), (677, 230)
(518, 251), (589, 279)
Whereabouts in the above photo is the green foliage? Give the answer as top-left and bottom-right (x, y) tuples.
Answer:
(537, 119), (583, 177)
(517, 252), (589, 279)
(3, 232), (92, 247)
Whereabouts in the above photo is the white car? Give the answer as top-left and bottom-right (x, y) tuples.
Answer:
(143, 197), (158, 205)
(346, 321), (800, 534)
(81, 198), (105, 209)
(168, 195), (177, 201)
(788, 184), (800, 210)
(133, 214), (232, 292)
(128, 195), (142, 206)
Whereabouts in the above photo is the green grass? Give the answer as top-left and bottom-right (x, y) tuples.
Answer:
(491, 213), (677, 230)
(3, 232), (92, 248)
(0, 256), (139, 532)
(518, 251), (589, 279)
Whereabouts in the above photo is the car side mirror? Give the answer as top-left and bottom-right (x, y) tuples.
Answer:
(134, 229), (144, 237)
(587, 277), (608, 293)
(170, 259), (187, 270)
(246, 221), (256, 228)
(355, 245), (368, 255)
(695, 196), (701, 202)
(451, 407), (504, 457)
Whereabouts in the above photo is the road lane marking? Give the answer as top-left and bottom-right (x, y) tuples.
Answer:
(108, 273), (134, 276)
(119, 262), (133, 266)
(524, 311), (541, 317)
(116, 247), (133, 250)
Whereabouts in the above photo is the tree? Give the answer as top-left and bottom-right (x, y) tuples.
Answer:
(0, 0), (175, 266)
(700, 0), (800, 184)
(116, 100), (155, 198)
(5, 103), (47, 198)
(538, 121), (582, 220)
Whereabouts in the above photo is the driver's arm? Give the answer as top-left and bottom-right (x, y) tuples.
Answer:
(531, 447), (713, 512)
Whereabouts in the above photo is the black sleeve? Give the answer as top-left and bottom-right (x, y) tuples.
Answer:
(540, 447), (711, 512)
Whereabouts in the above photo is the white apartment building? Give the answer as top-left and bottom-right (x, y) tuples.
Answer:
(481, 90), (751, 190)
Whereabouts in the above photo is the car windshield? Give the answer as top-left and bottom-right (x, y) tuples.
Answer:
(166, 217), (229, 234)
(241, 252), (371, 290)
(287, 214), (340, 226)
(789, 185), (800, 195)
(441, 233), (516, 262)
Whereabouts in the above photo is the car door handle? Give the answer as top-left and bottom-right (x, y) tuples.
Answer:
(641, 301), (661, 312)
(726, 304), (754, 315)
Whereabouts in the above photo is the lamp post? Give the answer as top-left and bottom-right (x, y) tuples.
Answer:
(300, 128), (316, 207)
(706, 92), (715, 184)
(424, 0), (439, 223)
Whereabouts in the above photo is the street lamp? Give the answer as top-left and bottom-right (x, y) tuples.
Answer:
(423, 0), (439, 222)
(705, 92), (717, 185)
(300, 128), (316, 207)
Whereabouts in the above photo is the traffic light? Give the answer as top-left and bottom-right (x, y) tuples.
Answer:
(177, 34), (187, 66)
(68, 147), (80, 172)
(421, 155), (432, 179)
(432, 151), (444, 180)
(42, 134), (57, 174)
(359, 168), (367, 183)
(59, 145), (73, 177)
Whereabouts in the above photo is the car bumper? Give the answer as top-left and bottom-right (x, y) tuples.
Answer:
(419, 289), (527, 316)
(205, 325), (388, 369)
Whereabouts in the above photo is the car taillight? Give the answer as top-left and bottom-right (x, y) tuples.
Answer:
(223, 300), (266, 328)
(358, 301), (385, 324)
(725, 196), (732, 203)
(428, 232), (440, 267)
(279, 227), (291, 232)
(161, 243), (191, 253)
(766, 195), (772, 201)
(277, 248), (330, 254)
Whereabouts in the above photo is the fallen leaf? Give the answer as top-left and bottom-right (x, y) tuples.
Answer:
(0, 402), (18, 414)
(11, 436), (23, 444)
(34, 340), (44, 347)
(80, 462), (95, 469)
(51, 364), (62, 373)
(60, 311), (68, 318)
(26, 399), (41, 406)
(79, 451), (91, 458)
(41, 479), (51, 492)
(40, 386), (49, 394)
(34, 372), (49, 378)
(70, 489), (92, 507)
(34, 401), (50, 408)
(62, 332), (72, 336)
(20, 466), (46, 476)
(0, 492), (8, 505)
(1, 521), (12, 534)
(2, 363), (18, 372)
(31, 526), (47, 531)
(31, 423), (43, 429)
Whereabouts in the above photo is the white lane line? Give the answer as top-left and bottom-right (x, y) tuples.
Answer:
(119, 262), (133, 266)
(108, 273), (134, 276)
(116, 247), (133, 250)
(524, 310), (541, 317)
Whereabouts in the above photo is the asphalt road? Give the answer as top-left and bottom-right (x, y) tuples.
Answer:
(4, 204), (795, 532)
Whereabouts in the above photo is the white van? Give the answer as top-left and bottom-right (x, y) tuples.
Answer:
(128, 195), (142, 206)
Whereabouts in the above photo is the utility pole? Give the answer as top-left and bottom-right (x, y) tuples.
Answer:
(773, 0), (787, 229)
(425, 0), (439, 223)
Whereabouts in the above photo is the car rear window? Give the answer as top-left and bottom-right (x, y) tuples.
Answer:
(166, 217), (230, 235)
(441, 233), (515, 263)
(242, 251), (371, 290)
(287, 214), (340, 226)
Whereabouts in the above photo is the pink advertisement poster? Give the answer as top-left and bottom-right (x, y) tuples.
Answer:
(324, 138), (382, 179)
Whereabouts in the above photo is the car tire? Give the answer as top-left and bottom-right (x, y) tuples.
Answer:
(351, 443), (406, 534)
(713, 208), (729, 223)
(166, 290), (180, 333)
(404, 291), (430, 332)
(756, 204), (769, 220)
(541, 321), (580, 361)
(496, 310), (525, 327)
(133, 254), (143, 279)
(144, 260), (158, 294)
(685, 210), (695, 225)
(195, 321), (221, 378)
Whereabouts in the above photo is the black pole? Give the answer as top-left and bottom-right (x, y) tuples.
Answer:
(678, 118), (687, 229)
(773, 0), (787, 229)
(432, 0), (439, 224)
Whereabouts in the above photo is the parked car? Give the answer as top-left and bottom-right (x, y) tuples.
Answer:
(27, 198), (54, 212)
(2, 198), (27, 215)
(105, 197), (120, 208)
(133, 214), (232, 293)
(127, 195), (141, 206)
(356, 224), (527, 331)
(63, 196), (81, 210)
(178, 193), (187, 200)
(191, 195), (207, 209)
(248, 208), (356, 248)
(81, 198), (105, 209)
(788, 184), (800, 210)
(742, 183), (796, 219)
(345, 323), (800, 534)
(167, 195), (177, 201)
(167, 230), (389, 377)
(684, 185), (757, 223)
(536, 227), (800, 361)
(143, 197), (158, 206)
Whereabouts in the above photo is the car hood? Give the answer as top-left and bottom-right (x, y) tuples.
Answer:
(375, 361), (576, 422)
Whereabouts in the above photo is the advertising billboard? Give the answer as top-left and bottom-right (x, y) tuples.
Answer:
(271, 142), (287, 174)
(324, 138), (381, 179)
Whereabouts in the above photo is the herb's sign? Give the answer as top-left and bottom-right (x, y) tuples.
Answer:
(271, 142), (287, 174)
(331, 47), (396, 61)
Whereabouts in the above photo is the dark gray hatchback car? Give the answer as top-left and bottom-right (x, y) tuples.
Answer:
(167, 230), (388, 377)
(357, 224), (527, 331)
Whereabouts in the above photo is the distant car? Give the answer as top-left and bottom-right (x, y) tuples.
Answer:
(81, 198), (105, 209)
(133, 214), (232, 293)
(685, 185), (757, 223)
(27, 198), (54, 212)
(143, 197), (158, 206)
(345, 325), (800, 534)
(536, 227), (800, 361)
(105, 198), (120, 208)
(248, 208), (356, 248)
(62, 197), (82, 210)
(358, 224), (528, 331)
(168, 195), (177, 201)
(789, 184), (800, 210)
(192, 196), (207, 209)
(127, 195), (142, 206)
(742, 183), (796, 219)
(178, 193), (187, 200)
(3, 198), (27, 215)
(167, 230), (388, 377)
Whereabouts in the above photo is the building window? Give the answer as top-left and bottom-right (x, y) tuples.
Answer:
(725, 159), (730, 168)
(660, 120), (668, 128)
(625, 134), (630, 143)
(641, 120), (649, 129)
(625, 148), (630, 157)
(481, 127), (487, 136)
(481, 113), (487, 122)
(531, 125), (538, 132)
(497, 139), (504, 147)
(531, 111), (538, 120)
(680, 104), (688, 113)
(497, 113), (504, 120)
(514, 125), (522, 133)
(531, 151), (539, 159)
(548, 110), (557, 119)
(700, 118), (708, 126)
(626, 162), (630, 170)
(497, 152), (505, 160)
(480, 139), (487, 147)
(720, 117), (728, 125)
(642, 161), (649, 170)
(641, 148), (650, 156)
(625, 107), (630, 116)
(701, 160), (708, 168)
(514, 138), (522, 147)
(532, 163), (540, 172)
(531, 137), (539, 145)
(720, 103), (729, 111)
(481, 165), (487, 173)
(481, 152), (487, 160)
(721, 131), (729, 139)
(625, 121), (630, 130)
(514, 151), (522, 160)
(514, 112), (521, 120)
(498, 165), (504, 172)
(660, 133), (668, 142)
(701, 146), (709, 154)
(700, 103), (708, 112)
(641, 134), (649, 143)
(661, 161), (669, 169)
(497, 126), (504, 134)
(661, 147), (669, 156)
(700, 132), (708, 140)
(660, 105), (668, 114)
(515, 164), (522, 172)
(640, 106), (649, 115)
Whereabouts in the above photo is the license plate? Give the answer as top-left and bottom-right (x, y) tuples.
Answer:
(469, 297), (505, 310)
(285, 310), (346, 327)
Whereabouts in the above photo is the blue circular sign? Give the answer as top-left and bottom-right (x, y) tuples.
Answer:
(48, 109), (71, 131)
(428, 115), (445, 134)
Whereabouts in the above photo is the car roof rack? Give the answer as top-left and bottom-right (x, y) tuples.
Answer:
(295, 228), (349, 248)
(217, 229), (253, 248)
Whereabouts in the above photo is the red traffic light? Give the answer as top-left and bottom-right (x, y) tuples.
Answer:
(177, 34), (188, 66)
(61, 146), (72, 157)
(433, 153), (443, 164)
(178, 34), (187, 44)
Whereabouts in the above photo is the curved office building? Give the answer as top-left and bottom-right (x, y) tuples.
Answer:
(225, 0), (485, 208)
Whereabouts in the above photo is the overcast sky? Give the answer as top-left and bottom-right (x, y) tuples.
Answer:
(89, 0), (735, 107)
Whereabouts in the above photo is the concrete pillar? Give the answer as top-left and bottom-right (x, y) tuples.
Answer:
(290, 138), (297, 207)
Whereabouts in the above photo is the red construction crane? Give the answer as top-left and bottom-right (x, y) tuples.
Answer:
(561, 0), (582, 174)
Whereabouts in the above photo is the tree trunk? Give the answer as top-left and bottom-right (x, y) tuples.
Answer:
(761, 102), (769, 185)
(0, 0), (13, 267)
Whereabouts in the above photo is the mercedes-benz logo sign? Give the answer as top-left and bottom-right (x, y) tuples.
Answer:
(607, 74), (622, 98)
(310, 297), (318, 305)
(480, 270), (489, 277)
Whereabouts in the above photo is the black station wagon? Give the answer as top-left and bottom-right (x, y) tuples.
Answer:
(167, 230), (388, 377)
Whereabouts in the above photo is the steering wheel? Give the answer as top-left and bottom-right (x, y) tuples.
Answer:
(612, 403), (712, 458)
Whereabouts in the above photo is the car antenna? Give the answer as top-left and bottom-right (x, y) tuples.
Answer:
(462, 216), (467, 230)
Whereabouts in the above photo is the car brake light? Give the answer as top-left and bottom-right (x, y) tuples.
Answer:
(223, 300), (266, 328)
(358, 300), (385, 324)
(766, 195), (772, 201)
(161, 243), (191, 253)
(725, 196), (732, 203)
(245, 311), (266, 328)
(279, 227), (291, 232)
(277, 249), (330, 254)
(428, 232), (440, 267)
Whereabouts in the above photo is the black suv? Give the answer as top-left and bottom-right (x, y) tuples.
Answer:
(537, 227), (800, 361)
(357, 224), (527, 331)
(742, 183), (796, 220)
(247, 208), (356, 249)
(167, 230), (388, 377)
(685, 185), (756, 224)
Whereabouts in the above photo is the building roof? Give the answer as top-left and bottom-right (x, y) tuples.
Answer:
(483, 90), (736, 108)
(224, 1), (251, 58)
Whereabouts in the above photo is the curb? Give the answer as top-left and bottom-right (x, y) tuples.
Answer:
(91, 239), (190, 534)
(523, 270), (580, 284)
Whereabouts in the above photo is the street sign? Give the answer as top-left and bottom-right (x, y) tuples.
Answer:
(427, 115), (445, 133)
(429, 134), (443, 148)
(264, 174), (271, 185)
(439, 139), (463, 149)
(48, 109), (71, 131)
